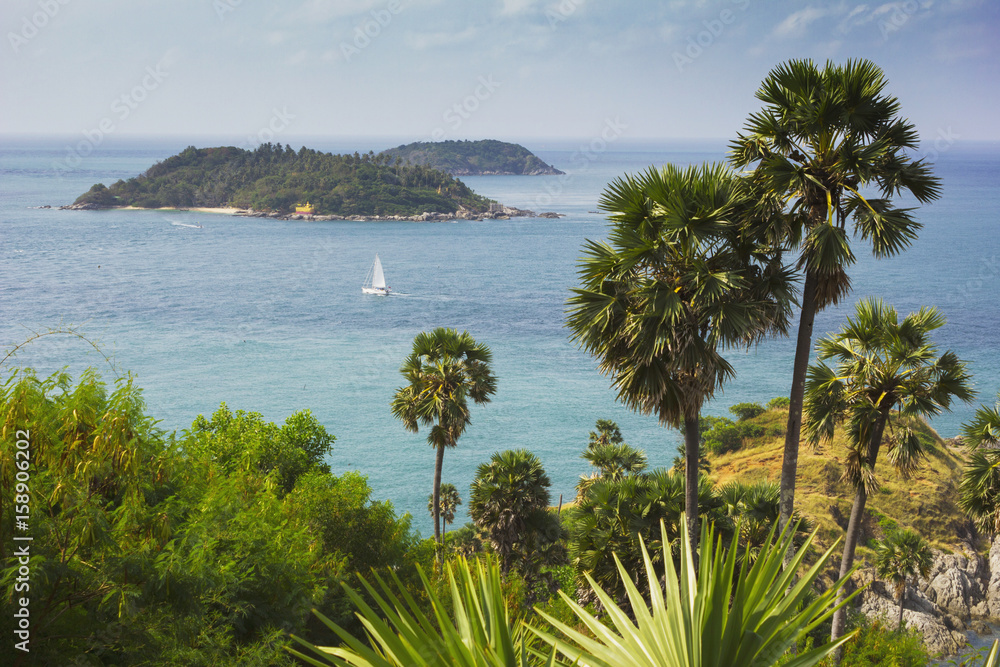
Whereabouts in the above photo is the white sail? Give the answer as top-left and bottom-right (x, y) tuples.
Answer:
(372, 254), (386, 289)
(362, 253), (391, 295)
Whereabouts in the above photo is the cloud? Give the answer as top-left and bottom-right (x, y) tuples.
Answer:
(289, 0), (390, 24)
(405, 26), (479, 50)
(771, 6), (833, 39)
(499, 0), (538, 15)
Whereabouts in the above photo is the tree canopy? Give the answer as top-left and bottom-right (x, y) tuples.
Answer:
(73, 144), (493, 216)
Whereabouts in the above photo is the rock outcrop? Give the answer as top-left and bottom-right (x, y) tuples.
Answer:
(856, 540), (1000, 656)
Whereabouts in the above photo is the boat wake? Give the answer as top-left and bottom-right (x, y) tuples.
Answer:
(169, 221), (203, 229)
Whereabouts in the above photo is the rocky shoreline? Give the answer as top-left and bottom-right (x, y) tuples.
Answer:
(58, 202), (564, 221)
(853, 537), (1000, 656)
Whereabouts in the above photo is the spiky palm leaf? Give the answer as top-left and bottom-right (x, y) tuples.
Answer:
(287, 556), (558, 667)
(531, 517), (858, 667)
(582, 441), (648, 480)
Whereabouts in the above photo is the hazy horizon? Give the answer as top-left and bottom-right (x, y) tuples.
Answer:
(3, 1), (998, 143)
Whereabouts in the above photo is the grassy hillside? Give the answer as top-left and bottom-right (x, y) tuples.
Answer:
(710, 405), (969, 554)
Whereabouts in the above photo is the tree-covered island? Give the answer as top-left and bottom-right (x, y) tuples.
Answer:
(69, 144), (524, 218)
(379, 139), (565, 175)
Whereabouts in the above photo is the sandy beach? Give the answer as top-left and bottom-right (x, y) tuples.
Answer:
(119, 206), (243, 215)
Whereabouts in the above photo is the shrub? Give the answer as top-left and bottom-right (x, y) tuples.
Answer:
(768, 396), (791, 409)
(730, 401), (766, 421)
(827, 616), (930, 666)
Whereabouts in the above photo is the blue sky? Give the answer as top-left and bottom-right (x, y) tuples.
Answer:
(3, 0), (998, 141)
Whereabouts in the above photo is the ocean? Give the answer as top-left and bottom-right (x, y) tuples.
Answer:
(2, 135), (998, 534)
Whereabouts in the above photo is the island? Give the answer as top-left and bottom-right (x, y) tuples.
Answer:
(378, 139), (565, 176)
(67, 144), (548, 220)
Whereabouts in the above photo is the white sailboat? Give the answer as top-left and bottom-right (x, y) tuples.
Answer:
(362, 254), (391, 295)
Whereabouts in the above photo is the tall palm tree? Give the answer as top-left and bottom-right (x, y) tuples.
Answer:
(566, 163), (793, 557)
(427, 482), (462, 537)
(803, 298), (972, 651)
(959, 395), (1000, 533)
(468, 448), (552, 575)
(391, 328), (497, 548)
(730, 58), (943, 538)
(873, 528), (933, 629)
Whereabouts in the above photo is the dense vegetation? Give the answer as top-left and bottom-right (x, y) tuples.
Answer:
(379, 139), (564, 175)
(72, 143), (494, 215)
(0, 370), (427, 665)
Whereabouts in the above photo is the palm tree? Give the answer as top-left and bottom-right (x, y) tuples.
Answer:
(718, 479), (812, 568)
(873, 528), (933, 629)
(391, 328), (497, 549)
(468, 449), (552, 575)
(566, 163), (793, 557)
(959, 395), (1000, 533)
(588, 419), (624, 447)
(582, 442), (648, 480)
(427, 482), (462, 538)
(570, 469), (723, 605)
(730, 59), (943, 538)
(803, 298), (973, 651)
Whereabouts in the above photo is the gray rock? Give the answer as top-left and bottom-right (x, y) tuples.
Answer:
(860, 584), (968, 656)
(988, 536), (1000, 618)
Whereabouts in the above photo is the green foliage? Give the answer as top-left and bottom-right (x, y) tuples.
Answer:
(718, 479), (813, 567)
(532, 518), (857, 667)
(188, 402), (333, 496)
(768, 396), (791, 410)
(287, 556), (557, 667)
(730, 401), (766, 421)
(568, 469), (723, 603)
(428, 482), (462, 531)
(825, 617), (929, 667)
(700, 413), (767, 455)
(0, 369), (420, 665)
(588, 418), (624, 447)
(672, 441), (712, 475)
(391, 327), (497, 546)
(73, 143), (493, 215)
(380, 139), (563, 176)
(469, 449), (559, 576)
(873, 528), (933, 627)
(959, 395), (1000, 534)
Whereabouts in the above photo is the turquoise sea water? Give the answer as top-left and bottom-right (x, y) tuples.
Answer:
(1, 136), (998, 534)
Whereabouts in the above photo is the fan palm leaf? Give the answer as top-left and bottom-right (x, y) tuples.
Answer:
(731, 59), (943, 541)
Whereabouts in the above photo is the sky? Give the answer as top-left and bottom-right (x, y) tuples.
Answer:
(2, 0), (998, 143)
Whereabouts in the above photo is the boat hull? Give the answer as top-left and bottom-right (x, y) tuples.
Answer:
(362, 287), (391, 296)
